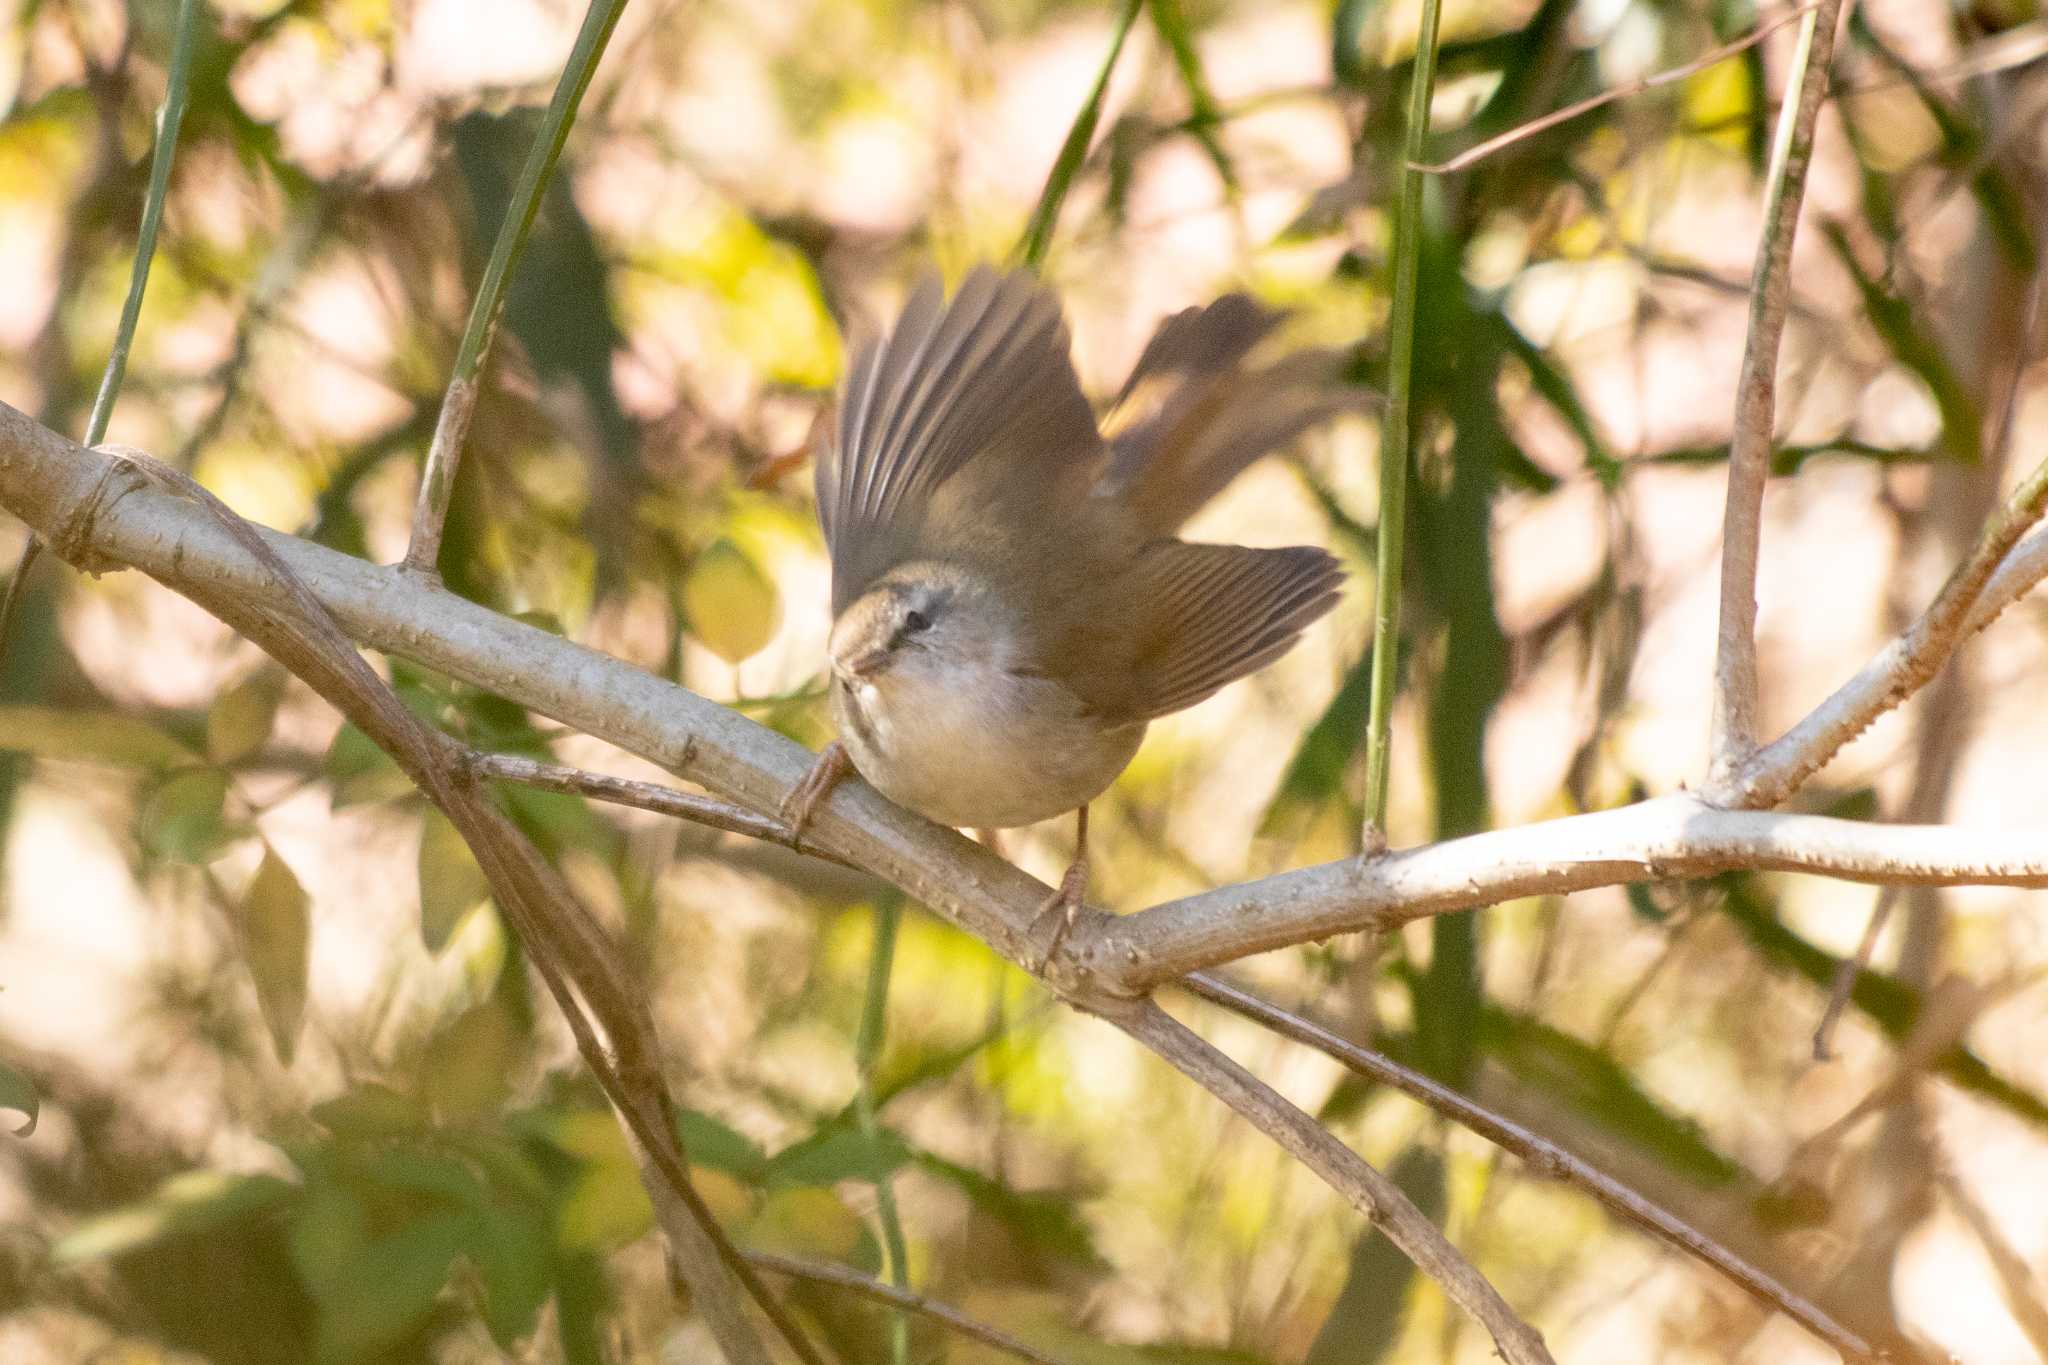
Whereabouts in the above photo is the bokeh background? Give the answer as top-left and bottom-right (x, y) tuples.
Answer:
(1, 0), (2046, 1360)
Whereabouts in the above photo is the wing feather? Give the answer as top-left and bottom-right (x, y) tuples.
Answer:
(1120, 542), (1343, 719)
(820, 267), (1099, 612)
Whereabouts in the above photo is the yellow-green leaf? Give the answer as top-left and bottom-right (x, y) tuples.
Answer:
(682, 538), (781, 664)
(419, 1000), (522, 1120)
(417, 808), (490, 951)
(238, 846), (311, 1062)
(0, 705), (196, 768)
(324, 723), (412, 807)
(0, 1061), (36, 1137)
(207, 667), (287, 764)
(53, 1170), (296, 1264)
(138, 768), (235, 862)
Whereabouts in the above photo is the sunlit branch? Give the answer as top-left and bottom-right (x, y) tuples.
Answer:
(10, 407), (2044, 1362)
(1095, 795), (2048, 988)
(0, 404), (1556, 1362)
(1709, 0), (1846, 781)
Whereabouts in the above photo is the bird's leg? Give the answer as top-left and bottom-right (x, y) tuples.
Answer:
(1029, 806), (1090, 971)
(779, 741), (852, 852)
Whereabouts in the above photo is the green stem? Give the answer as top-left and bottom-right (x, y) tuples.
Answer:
(854, 895), (912, 1363)
(85, 0), (204, 448)
(403, 0), (632, 575)
(2, 0), (206, 654)
(1361, 0), (1448, 843)
(1014, 0), (1144, 270)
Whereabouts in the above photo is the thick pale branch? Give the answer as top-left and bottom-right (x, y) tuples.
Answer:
(1092, 796), (2048, 989)
(6, 402), (2044, 1000)
(8, 404), (2045, 1359)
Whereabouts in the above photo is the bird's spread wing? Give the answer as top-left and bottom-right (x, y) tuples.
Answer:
(818, 266), (1101, 613)
(1103, 294), (1366, 537)
(1115, 541), (1344, 719)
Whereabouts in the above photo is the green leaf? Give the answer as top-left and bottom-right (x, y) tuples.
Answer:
(0, 704), (196, 768)
(468, 1201), (552, 1347)
(237, 845), (311, 1062)
(53, 1170), (296, 1264)
(911, 1150), (1104, 1269)
(675, 1107), (769, 1182)
(311, 1083), (429, 1139)
(1822, 223), (1982, 465)
(137, 767), (235, 862)
(354, 1144), (493, 1210)
(420, 999), (524, 1120)
(765, 1123), (911, 1188)
(417, 807), (489, 951)
(323, 722), (412, 807)
(0, 1060), (35, 1137)
(682, 538), (781, 665)
(287, 1177), (370, 1303)
(1478, 1007), (1742, 1186)
(1257, 649), (1372, 843)
(310, 1210), (471, 1365)
(206, 666), (287, 764)
(554, 1150), (652, 1252)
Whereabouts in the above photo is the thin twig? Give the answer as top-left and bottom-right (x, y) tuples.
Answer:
(1813, 884), (1900, 1060)
(1361, 0), (1449, 852)
(0, 0), (204, 665)
(402, 0), (631, 578)
(1012, 0), (1142, 270)
(1413, 5), (1822, 176)
(468, 750), (853, 865)
(854, 895), (913, 1365)
(1727, 443), (2048, 809)
(1708, 0), (1848, 784)
(749, 1250), (1072, 1365)
(1184, 973), (1882, 1363)
(1117, 1000), (1555, 1365)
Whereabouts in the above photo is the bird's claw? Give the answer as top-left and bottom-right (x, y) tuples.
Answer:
(780, 741), (851, 853)
(1028, 856), (1090, 975)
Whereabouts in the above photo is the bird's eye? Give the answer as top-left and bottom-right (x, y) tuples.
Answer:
(903, 609), (932, 635)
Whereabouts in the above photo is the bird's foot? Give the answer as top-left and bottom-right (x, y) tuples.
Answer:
(1028, 855), (1090, 974)
(779, 741), (851, 853)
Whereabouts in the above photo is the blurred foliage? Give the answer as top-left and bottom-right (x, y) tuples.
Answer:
(0, 0), (2043, 1360)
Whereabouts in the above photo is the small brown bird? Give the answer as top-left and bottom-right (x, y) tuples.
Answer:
(783, 266), (1352, 951)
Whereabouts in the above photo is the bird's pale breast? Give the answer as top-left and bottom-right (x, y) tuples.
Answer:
(831, 664), (1143, 829)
